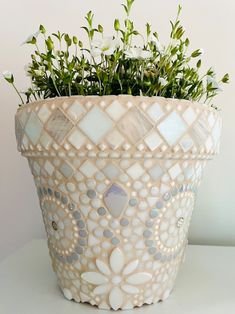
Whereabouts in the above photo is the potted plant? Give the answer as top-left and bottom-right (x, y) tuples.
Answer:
(4, 0), (229, 310)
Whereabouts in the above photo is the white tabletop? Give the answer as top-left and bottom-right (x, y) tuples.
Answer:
(0, 240), (234, 314)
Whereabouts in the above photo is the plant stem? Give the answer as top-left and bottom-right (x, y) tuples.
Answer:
(12, 83), (24, 104)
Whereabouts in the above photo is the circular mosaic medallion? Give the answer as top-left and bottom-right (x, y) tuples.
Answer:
(39, 187), (87, 263)
(143, 185), (196, 261)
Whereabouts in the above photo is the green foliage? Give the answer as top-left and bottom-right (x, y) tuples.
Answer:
(3, 0), (229, 106)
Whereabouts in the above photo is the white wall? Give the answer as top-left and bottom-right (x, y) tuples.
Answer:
(0, 0), (234, 261)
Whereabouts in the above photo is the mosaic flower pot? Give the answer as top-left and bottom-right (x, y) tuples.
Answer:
(15, 95), (221, 310)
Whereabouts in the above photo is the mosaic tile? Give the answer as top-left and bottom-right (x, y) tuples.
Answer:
(79, 106), (113, 144)
(37, 104), (51, 123)
(148, 164), (163, 180)
(44, 160), (55, 175)
(103, 183), (128, 218)
(59, 162), (74, 178)
(118, 107), (153, 143)
(45, 108), (74, 144)
(157, 111), (187, 146)
(179, 135), (194, 152)
(68, 129), (86, 149)
(144, 131), (163, 151)
(102, 163), (120, 180)
(182, 107), (197, 125)
(106, 130), (124, 149)
(127, 163), (145, 180)
(24, 111), (43, 145)
(80, 160), (98, 178)
(39, 131), (53, 149)
(105, 100), (126, 121)
(146, 103), (164, 122)
(67, 101), (85, 121)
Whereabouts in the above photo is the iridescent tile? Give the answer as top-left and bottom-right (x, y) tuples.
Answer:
(45, 108), (74, 144)
(190, 114), (210, 145)
(157, 111), (187, 146)
(144, 131), (163, 151)
(126, 163), (145, 180)
(102, 163), (120, 180)
(68, 128), (86, 149)
(24, 111), (43, 145)
(182, 107), (197, 125)
(67, 101), (85, 121)
(147, 103), (164, 122)
(118, 107), (153, 143)
(18, 110), (29, 127)
(59, 162), (74, 178)
(78, 106), (113, 144)
(179, 135), (194, 152)
(148, 164), (163, 180)
(44, 160), (55, 175)
(80, 160), (98, 177)
(106, 129), (125, 149)
(37, 104), (51, 123)
(103, 183), (128, 218)
(39, 131), (53, 149)
(168, 163), (182, 179)
(105, 100), (126, 121)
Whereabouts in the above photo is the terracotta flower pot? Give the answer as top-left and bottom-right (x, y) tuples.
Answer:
(15, 95), (221, 310)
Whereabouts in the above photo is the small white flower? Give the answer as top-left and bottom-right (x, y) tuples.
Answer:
(81, 247), (152, 310)
(159, 77), (168, 86)
(124, 47), (153, 60)
(91, 37), (119, 57)
(2, 70), (13, 80)
(34, 66), (45, 77)
(22, 30), (40, 45)
(150, 36), (164, 53)
(207, 75), (222, 91)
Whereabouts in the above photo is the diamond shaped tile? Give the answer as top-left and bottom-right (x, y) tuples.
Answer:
(39, 131), (53, 149)
(78, 106), (113, 144)
(106, 129), (124, 149)
(208, 113), (215, 128)
(103, 183), (128, 218)
(147, 103), (164, 122)
(182, 107), (197, 125)
(144, 131), (162, 151)
(118, 107), (153, 143)
(37, 104), (51, 123)
(15, 117), (24, 147)
(106, 100), (126, 121)
(24, 111), (43, 145)
(68, 129), (86, 149)
(18, 110), (29, 127)
(169, 163), (182, 179)
(67, 101), (85, 121)
(59, 162), (74, 178)
(80, 160), (98, 177)
(44, 160), (55, 175)
(45, 108), (74, 144)
(191, 115), (210, 145)
(148, 164), (163, 180)
(211, 119), (221, 146)
(157, 111), (187, 146)
(127, 163), (145, 179)
(102, 163), (120, 180)
(179, 135), (194, 152)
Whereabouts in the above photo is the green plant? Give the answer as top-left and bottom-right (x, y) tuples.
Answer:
(3, 0), (229, 106)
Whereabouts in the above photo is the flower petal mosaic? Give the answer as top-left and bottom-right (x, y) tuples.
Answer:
(15, 95), (221, 310)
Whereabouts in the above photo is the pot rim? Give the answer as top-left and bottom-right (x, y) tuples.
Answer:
(16, 94), (218, 114)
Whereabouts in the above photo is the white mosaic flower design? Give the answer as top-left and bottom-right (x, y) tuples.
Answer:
(81, 247), (152, 310)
